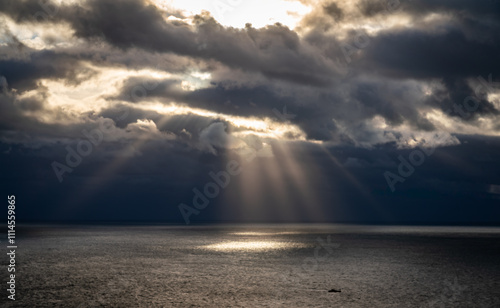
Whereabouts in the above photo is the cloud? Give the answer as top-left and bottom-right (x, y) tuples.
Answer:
(199, 122), (238, 154)
(1, 0), (500, 223)
(0, 47), (93, 93)
(1, 0), (500, 150)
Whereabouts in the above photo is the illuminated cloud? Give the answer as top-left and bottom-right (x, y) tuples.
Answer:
(1, 0), (499, 152)
(1, 0), (500, 222)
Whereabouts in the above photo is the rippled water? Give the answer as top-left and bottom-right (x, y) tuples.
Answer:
(2, 224), (500, 307)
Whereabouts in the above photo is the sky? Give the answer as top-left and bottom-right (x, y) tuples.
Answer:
(0, 0), (500, 224)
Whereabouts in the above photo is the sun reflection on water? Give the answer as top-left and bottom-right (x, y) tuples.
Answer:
(200, 241), (307, 252)
(230, 232), (300, 236)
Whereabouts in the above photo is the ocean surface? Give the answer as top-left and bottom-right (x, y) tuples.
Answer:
(2, 224), (500, 307)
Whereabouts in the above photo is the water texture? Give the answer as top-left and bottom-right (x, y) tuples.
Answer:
(1, 224), (499, 307)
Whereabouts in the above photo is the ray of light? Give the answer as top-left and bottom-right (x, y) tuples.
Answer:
(143, 103), (307, 141)
(257, 154), (300, 221)
(59, 115), (175, 215)
(431, 147), (481, 176)
(318, 146), (371, 197)
(231, 153), (271, 221)
(220, 141), (324, 222)
(270, 141), (325, 221)
(316, 145), (386, 219)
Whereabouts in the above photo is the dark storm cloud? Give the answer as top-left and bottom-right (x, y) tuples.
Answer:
(0, 0), (59, 23)
(112, 76), (299, 118)
(0, 0), (340, 87)
(357, 28), (500, 80)
(357, 0), (500, 26)
(349, 79), (436, 131)
(349, 13), (500, 123)
(0, 87), (90, 145)
(63, 43), (199, 75)
(323, 2), (343, 21)
(111, 76), (351, 142)
(98, 103), (217, 141)
(397, 0), (500, 19)
(110, 71), (492, 144)
(67, 0), (196, 53)
(2, 0), (498, 141)
(301, 0), (500, 80)
(424, 78), (500, 121)
(0, 82), (45, 132)
(0, 47), (92, 92)
(111, 77), (182, 104)
(98, 104), (164, 128)
(0, 86), (172, 149)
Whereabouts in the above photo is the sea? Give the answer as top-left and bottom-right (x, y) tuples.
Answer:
(2, 224), (500, 307)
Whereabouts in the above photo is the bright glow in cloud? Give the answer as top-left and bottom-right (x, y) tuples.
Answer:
(144, 102), (307, 141)
(3, 17), (77, 50)
(156, 0), (311, 29)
